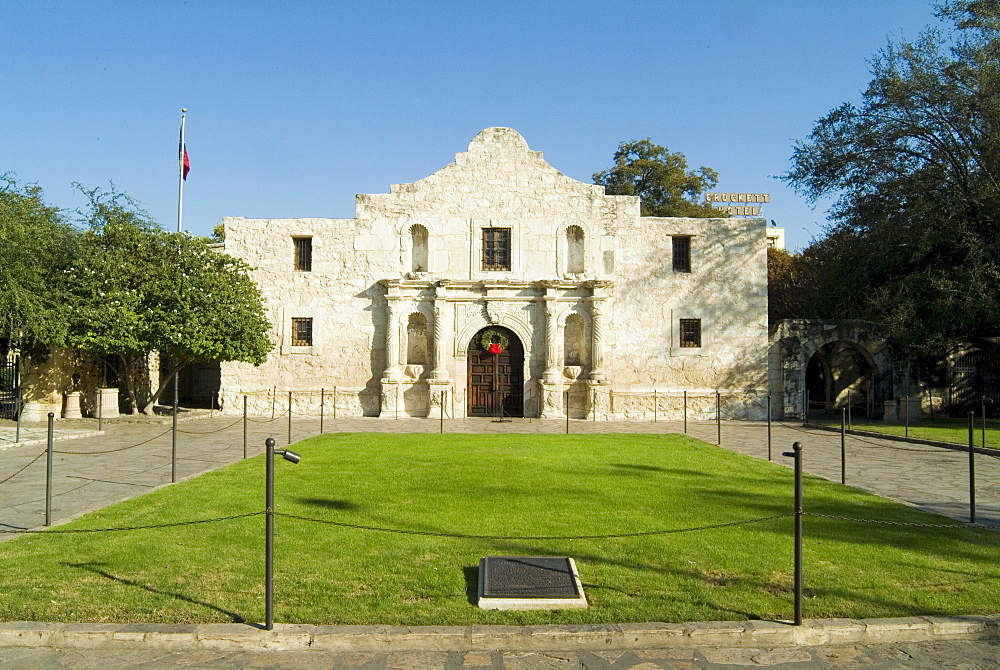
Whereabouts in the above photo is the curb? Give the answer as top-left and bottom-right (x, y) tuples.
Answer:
(804, 423), (1000, 456)
(0, 430), (105, 452)
(1, 616), (997, 652)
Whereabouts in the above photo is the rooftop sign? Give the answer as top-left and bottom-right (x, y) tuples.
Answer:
(705, 193), (770, 216)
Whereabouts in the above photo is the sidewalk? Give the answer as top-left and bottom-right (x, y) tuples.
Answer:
(3, 415), (999, 537)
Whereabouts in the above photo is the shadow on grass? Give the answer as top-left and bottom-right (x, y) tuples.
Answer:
(463, 565), (479, 605)
(63, 562), (249, 624)
(295, 498), (361, 511)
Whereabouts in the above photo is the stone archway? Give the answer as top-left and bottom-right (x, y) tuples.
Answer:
(467, 326), (524, 417)
(772, 319), (895, 419)
(804, 341), (875, 417)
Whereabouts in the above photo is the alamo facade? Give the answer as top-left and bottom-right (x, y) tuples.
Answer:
(216, 127), (771, 420)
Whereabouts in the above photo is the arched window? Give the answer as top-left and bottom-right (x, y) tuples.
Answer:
(410, 224), (428, 273)
(406, 313), (428, 365)
(564, 313), (588, 366)
(566, 225), (584, 274)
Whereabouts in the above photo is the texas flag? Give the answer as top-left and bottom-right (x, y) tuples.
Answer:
(182, 146), (190, 180)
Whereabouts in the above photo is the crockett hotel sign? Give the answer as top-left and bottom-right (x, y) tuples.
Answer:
(705, 193), (770, 216)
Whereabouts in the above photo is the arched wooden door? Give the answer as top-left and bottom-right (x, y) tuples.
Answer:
(467, 327), (524, 417)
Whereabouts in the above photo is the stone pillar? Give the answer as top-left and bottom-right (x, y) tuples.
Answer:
(62, 391), (83, 419)
(383, 298), (404, 382)
(431, 283), (449, 381)
(539, 293), (564, 419)
(588, 297), (606, 382)
(542, 298), (560, 384)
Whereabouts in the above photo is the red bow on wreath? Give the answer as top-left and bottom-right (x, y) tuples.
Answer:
(488, 343), (503, 354)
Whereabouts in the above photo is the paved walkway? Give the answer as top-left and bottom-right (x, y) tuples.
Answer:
(3, 414), (997, 536)
(3, 638), (1000, 668)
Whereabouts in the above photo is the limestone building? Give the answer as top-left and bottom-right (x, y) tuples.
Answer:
(218, 128), (770, 419)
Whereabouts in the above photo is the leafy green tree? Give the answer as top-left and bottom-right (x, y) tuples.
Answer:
(783, 0), (1000, 355)
(64, 187), (271, 413)
(0, 176), (76, 352)
(593, 139), (720, 217)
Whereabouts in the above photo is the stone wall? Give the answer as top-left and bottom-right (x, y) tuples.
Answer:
(218, 128), (771, 418)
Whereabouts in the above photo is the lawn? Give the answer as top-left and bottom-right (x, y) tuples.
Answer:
(813, 415), (1000, 449)
(1, 432), (999, 626)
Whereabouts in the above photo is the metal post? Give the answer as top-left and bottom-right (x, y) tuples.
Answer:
(171, 378), (178, 483)
(840, 408), (846, 485)
(265, 437), (275, 630)
(904, 395), (909, 437)
(767, 394), (772, 461)
(969, 412), (977, 524)
(287, 391), (292, 445)
(96, 387), (102, 433)
(565, 390), (570, 434)
(593, 388), (597, 422)
(271, 386), (276, 419)
(982, 396), (986, 450)
(653, 389), (657, 423)
(716, 391), (721, 446)
(803, 390), (808, 427)
(320, 388), (324, 434)
(243, 395), (248, 459)
(782, 441), (803, 626)
(440, 390), (445, 434)
(683, 390), (687, 434)
(847, 391), (852, 429)
(15, 376), (22, 442)
(395, 386), (399, 421)
(45, 412), (54, 526)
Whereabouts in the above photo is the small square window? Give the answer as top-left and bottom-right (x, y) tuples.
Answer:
(672, 236), (691, 273)
(291, 318), (313, 346)
(293, 237), (312, 272)
(482, 227), (511, 271)
(679, 319), (701, 348)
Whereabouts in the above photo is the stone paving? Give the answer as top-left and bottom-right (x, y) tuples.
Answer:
(2, 414), (1000, 667)
(2, 639), (1000, 668)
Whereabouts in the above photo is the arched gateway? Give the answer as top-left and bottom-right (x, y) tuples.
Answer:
(467, 326), (524, 417)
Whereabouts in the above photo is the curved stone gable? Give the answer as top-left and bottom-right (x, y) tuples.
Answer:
(355, 127), (635, 222)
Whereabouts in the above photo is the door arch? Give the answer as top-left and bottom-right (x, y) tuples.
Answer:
(467, 326), (524, 417)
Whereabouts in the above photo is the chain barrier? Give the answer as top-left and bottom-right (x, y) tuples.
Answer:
(247, 416), (282, 424)
(176, 418), (243, 435)
(785, 421), (953, 455)
(53, 426), (174, 455)
(274, 512), (793, 540)
(805, 512), (999, 531)
(0, 449), (47, 485)
(0, 511), (263, 534)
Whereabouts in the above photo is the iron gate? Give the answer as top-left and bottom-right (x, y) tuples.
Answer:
(0, 352), (19, 420)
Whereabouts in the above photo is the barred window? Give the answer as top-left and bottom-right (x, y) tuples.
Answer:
(291, 318), (313, 346)
(679, 318), (701, 348)
(482, 227), (511, 271)
(293, 237), (312, 272)
(672, 236), (691, 273)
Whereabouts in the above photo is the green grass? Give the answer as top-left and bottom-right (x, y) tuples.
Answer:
(814, 416), (1000, 449)
(2, 432), (999, 625)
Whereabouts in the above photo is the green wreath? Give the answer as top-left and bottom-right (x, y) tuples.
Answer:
(480, 328), (509, 352)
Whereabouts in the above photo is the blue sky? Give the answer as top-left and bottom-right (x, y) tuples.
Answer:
(4, 1), (943, 251)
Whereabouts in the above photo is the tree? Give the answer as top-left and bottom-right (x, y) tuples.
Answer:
(63, 187), (271, 413)
(593, 139), (720, 217)
(783, 0), (1000, 355)
(0, 177), (77, 352)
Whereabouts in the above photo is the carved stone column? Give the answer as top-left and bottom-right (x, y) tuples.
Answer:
(589, 298), (606, 382)
(431, 283), (449, 381)
(542, 298), (561, 384)
(383, 297), (404, 382)
(539, 288), (564, 418)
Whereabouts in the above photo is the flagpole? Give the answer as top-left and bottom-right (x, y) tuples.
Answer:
(173, 108), (186, 442)
(177, 108), (186, 233)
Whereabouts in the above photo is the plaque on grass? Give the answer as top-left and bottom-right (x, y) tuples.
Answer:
(477, 556), (587, 610)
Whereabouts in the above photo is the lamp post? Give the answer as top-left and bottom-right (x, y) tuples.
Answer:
(265, 437), (301, 631)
